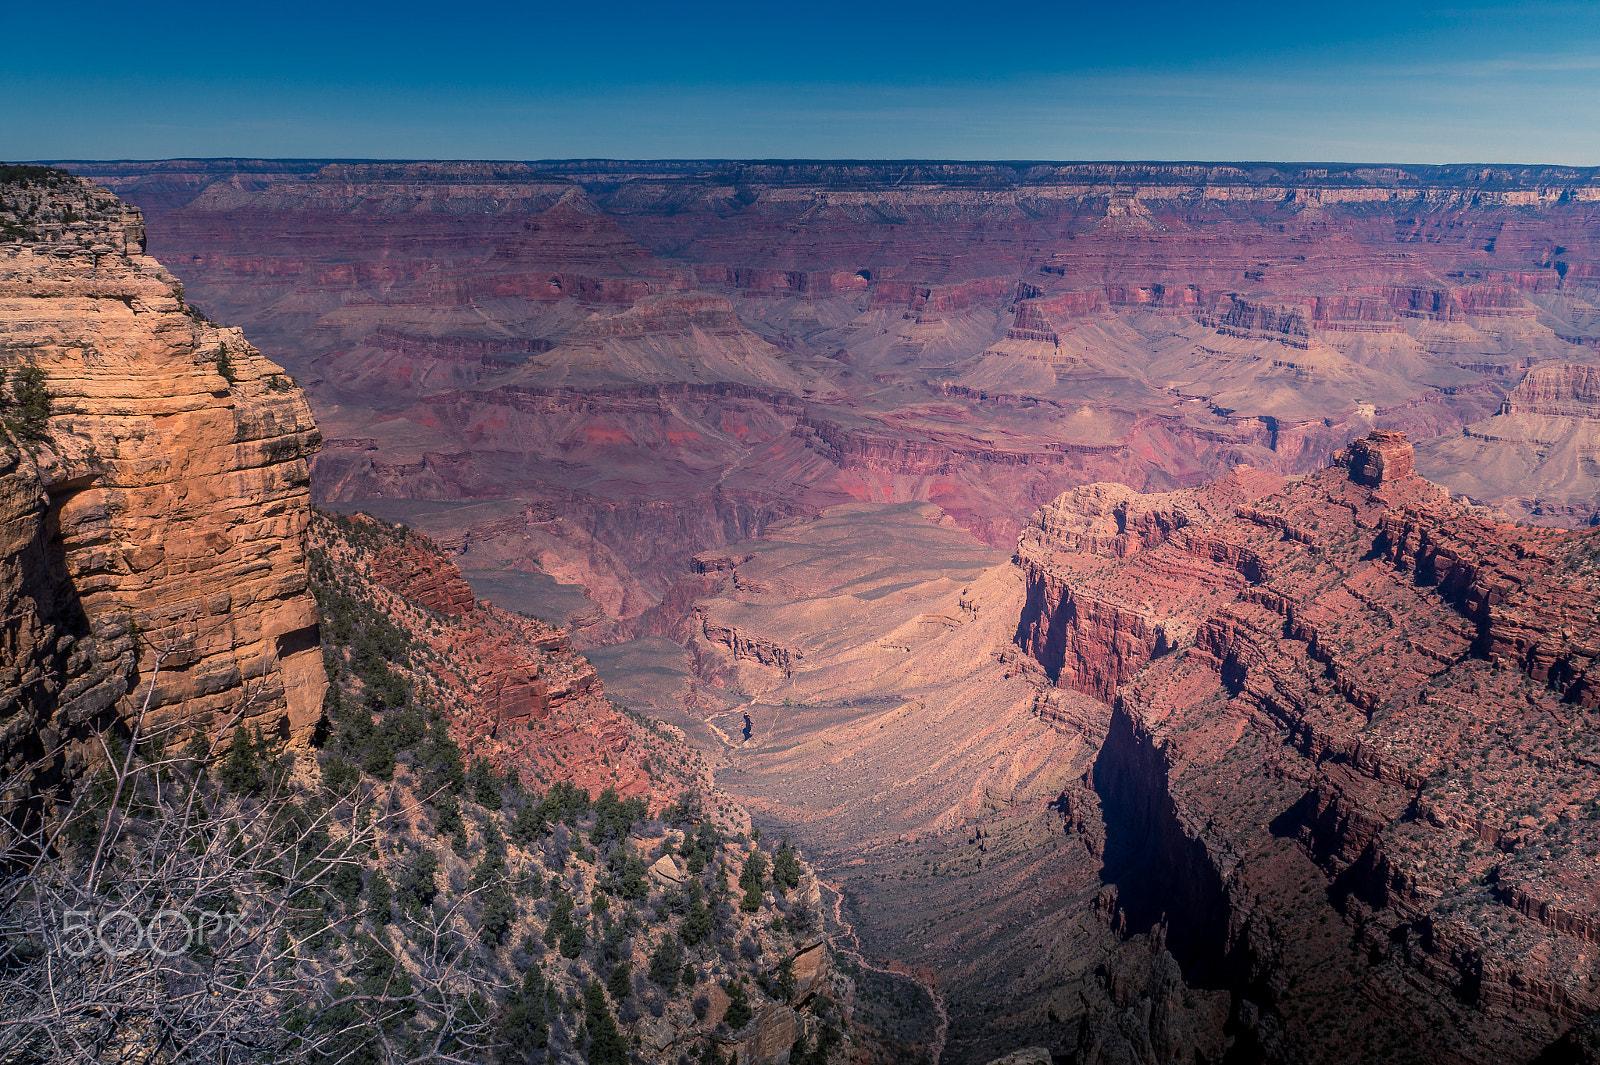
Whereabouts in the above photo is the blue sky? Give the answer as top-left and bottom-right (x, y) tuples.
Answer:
(7, 1), (1600, 163)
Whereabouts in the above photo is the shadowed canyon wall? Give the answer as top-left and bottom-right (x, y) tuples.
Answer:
(1016, 431), (1600, 1063)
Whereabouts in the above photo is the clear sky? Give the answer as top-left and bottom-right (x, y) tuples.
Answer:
(7, 1), (1600, 163)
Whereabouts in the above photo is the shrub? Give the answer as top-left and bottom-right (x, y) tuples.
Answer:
(418, 717), (465, 794)
(479, 883), (516, 948)
(472, 822), (508, 885)
(395, 849), (440, 919)
(214, 343), (238, 385)
(591, 786), (647, 845)
(663, 789), (703, 827)
(772, 839), (802, 892)
(723, 980), (752, 1030)
(648, 936), (682, 989)
(510, 801), (547, 844)
(604, 848), (649, 901)
(497, 964), (550, 1055)
(216, 727), (263, 794)
(680, 882), (712, 946)
(320, 756), (359, 796)
(468, 757), (503, 809)
(434, 791), (465, 847)
(607, 960), (632, 1002)
(365, 868), (393, 925)
(327, 860), (362, 908)
(0, 366), (52, 443)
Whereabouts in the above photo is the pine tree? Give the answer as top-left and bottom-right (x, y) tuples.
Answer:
(583, 979), (628, 1065)
(3, 365), (51, 442)
(739, 849), (767, 912)
(648, 936), (682, 988)
(772, 839), (802, 892)
(723, 980), (752, 1030)
(214, 343), (238, 385)
(606, 961), (632, 1002)
(365, 868), (393, 925)
(680, 880), (712, 945)
(499, 964), (550, 1056)
(216, 726), (263, 794)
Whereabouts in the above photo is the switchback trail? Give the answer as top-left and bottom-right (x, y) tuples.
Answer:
(821, 877), (949, 1065)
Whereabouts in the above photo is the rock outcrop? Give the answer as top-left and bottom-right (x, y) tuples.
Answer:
(1019, 431), (1600, 1062)
(1500, 363), (1600, 419)
(1013, 467), (1286, 699)
(0, 166), (325, 785)
(308, 509), (674, 802)
(367, 528), (478, 614)
(1338, 428), (1416, 485)
(1416, 361), (1600, 525)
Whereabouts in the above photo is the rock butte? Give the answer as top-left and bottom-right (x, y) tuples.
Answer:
(1020, 430), (1600, 1060)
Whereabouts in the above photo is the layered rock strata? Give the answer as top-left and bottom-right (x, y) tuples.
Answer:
(1418, 362), (1600, 523)
(1018, 431), (1600, 1062)
(0, 167), (325, 784)
(55, 158), (1600, 638)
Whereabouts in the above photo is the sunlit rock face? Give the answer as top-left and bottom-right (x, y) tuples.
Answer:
(0, 168), (325, 780)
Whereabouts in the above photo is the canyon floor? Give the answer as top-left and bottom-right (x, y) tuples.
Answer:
(590, 502), (1120, 1063)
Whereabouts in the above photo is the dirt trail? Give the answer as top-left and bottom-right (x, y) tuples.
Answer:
(822, 878), (949, 1065)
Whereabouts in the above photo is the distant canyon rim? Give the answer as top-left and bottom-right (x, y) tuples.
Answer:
(54, 158), (1600, 1063)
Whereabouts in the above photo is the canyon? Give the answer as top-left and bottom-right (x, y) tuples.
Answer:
(8, 160), (1600, 1063)
(0, 167), (851, 1065)
(58, 159), (1600, 640)
(649, 431), (1600, 1063)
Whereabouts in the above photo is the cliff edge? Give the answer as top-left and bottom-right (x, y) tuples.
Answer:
(0, 165), (325, 786)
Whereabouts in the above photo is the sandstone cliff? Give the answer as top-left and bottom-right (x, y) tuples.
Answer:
(0, 166), (324, 789)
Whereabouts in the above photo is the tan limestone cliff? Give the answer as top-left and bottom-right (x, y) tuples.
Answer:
(0, 168), (325, 776)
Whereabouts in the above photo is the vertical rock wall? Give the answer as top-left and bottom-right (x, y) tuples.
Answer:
(0, 169), (325, 781)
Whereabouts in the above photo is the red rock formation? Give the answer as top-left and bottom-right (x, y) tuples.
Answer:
(365, 523), (477, 614)
(1499, 362), (1600, 418)
(1018, 431), (1600, 1061)
(309, 509), (699, 806)
(1338, 428), (1416, 485)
